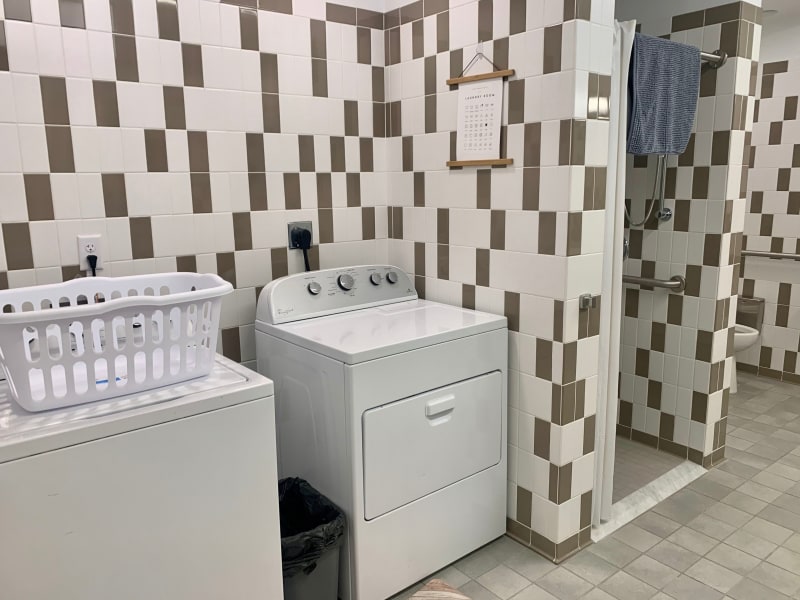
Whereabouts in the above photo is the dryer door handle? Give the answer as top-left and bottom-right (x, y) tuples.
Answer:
(425, 395), (455, 418)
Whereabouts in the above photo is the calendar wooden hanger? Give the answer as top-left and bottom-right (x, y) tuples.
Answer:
(446, 48), (515, 86)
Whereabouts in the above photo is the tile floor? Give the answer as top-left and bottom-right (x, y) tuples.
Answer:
(613, 436), (687, 503)
(391, 372), (800, 600)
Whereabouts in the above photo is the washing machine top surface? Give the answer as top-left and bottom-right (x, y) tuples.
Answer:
(0, 355), (273, 463)
(256, 266), (506, 364)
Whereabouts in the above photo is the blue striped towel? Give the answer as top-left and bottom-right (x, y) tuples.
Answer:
(627, 33), (700, 155)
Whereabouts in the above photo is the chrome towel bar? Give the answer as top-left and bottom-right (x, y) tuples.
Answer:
(741, 250), (800, 260)
(622, 274), (686, 293)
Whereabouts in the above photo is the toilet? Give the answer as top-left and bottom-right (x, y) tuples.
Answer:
(732, 297), (765, 394)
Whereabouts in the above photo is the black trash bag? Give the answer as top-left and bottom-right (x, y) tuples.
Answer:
(279, 478), (345, 578)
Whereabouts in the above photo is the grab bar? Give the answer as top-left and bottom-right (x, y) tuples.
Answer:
(622, 274), (686, 293)
(741, 250), (800, 260)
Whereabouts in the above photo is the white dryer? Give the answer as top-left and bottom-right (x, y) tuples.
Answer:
(256, 265), (508, 600)
(0, 356), (283, 600)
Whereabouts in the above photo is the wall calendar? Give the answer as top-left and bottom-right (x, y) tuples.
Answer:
(456, 78), (503, 161)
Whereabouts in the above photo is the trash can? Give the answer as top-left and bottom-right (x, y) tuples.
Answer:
(279, 478), (345, 600)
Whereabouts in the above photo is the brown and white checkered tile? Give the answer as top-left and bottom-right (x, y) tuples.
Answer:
(381, 0), (612, 562)
(618, 2), (761, 469)
(738, 57), (800, 386)
(0, 0), (390, 365)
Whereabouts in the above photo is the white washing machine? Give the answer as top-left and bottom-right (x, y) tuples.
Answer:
(0, 355), (283, 600)
(256, 265), (508, 600)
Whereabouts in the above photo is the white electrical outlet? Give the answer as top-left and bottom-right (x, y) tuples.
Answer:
(77, 234), (104, 273)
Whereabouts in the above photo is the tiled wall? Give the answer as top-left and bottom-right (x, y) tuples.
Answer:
(738, 57), (800, 384)
(383, 0), (615, 561)
(618, 2), (761, 467)
(0, 0), (390, 368)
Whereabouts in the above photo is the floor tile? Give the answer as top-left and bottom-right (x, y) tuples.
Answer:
(624, 555), (679, 589)
(667, 526), (718, 555)
(612, 524), (661, 552)
(579, 589), (616, 600)
(705, 543), (761, 576)
(703, 503), (752, 528)
(459, 580), (502, 600)
(646, 540), (701, 572)
(684, 558), (742, 593)
(509, 585), (558, 600)
(766, 547), (800, 576)
(741, 516), (793, 545)
(535, 568), (593, 600)
(562, 551), (618, 585)
(599, 571), (657, 600)
(652, 490), (717, 524)
(738, 480), (782, 503)
(783, 533), (800, 554)
(759, 505), (800, 532)
(748, 561), (800, 596)
(724, 529), (778, 560)
(501, 547), (557, 582)
(487, 536), (535, 563)
(686, 514), (737, 541)
(457, 546), (502, 579)
(431, 565), (471, 589)
(586, 537), (640, 568)
(662, 574), (724, 600)
(633, 512), (682, 538)
(477, 564), (531, 599)
(727, 577), (792, 600)
(720, 490), (768, 515)
(753, 470), (796, 492)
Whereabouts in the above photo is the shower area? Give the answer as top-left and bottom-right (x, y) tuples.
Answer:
(592, 0), (761, 532)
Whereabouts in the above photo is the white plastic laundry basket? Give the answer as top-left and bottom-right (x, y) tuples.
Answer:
(0, 273), (232, 412)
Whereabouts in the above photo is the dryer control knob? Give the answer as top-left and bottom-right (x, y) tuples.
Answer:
(369, 273), (382, 285)
(386, 271), (399, 284)
(307, 281), (322, 295)
(337, 274), (355, 291)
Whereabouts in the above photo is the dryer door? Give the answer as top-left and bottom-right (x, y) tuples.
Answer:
(362, 371), (502, 520)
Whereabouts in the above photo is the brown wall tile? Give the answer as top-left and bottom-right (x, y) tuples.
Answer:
(144, 129), (168, 172)
(101, 173), (127, 217)
(543, 25), (562, 74)
(58, 0), (85, 29)
(40, 77), (70, 125)
(190, 173), (212, 213)
(346, 172), (361, 207)
(157, 0), (180, 41)
(45, 126), (75, 173)
(24, 174), (54, 221)
(93, 81), (120, 127)
(129, 216), (154, 259)
(4, 0), (32, 21)
(163, 86), (186, 129)
(326, 3), (356, 25)
(109, 0), (134, 34)
(262, 93), (281, 133)
(362, 206), (375, 240)
(182, 43), (204, 87)
(284, 173), (301, 210)
(187, 131), (209, 172)
(2, 223), (33, 270)
(0, 23), (9, 71)
(113, 34), (139, 82)
(239, 8), (259, 50)
(232, 212), (253, 251)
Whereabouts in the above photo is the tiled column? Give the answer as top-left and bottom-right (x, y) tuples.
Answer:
(384, 0), (615, 562)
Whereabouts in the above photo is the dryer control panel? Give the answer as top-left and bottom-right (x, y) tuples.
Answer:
(256, 265), (418, 325)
